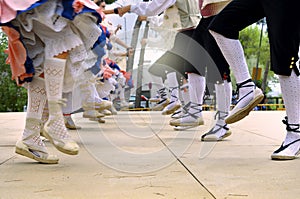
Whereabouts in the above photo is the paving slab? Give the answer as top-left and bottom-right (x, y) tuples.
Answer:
(0, 111), (299, 199)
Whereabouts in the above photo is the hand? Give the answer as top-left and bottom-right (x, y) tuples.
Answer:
(140, 38), (147, 46)
(127, 47), (134, 57)
(138, 16), (147, 21)
(118, 5), (131, 17)
(116, 24), (122, 30)
(115, 24), (122, 34)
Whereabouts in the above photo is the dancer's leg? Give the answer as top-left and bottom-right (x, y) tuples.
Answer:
(271, 71), (300, 160)
(210, 31), (264, 124)
(16, 77), (59, 163)
(162, 72), (181, 115)
(202, 80), (232, 141)
(170, 73), (205, 127)
(151, 77), (170, 111)
(43, 57), (79, 155)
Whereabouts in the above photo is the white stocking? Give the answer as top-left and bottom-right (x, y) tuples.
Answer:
(166, 72), (179, 102)
(188, 73), (205, 117)
(43, 57), (79, 155)
(22, 77), (47, 153)
(209, 31), (251, 83)
(210, 31), (257, 111)
(279, 71), (300, 146)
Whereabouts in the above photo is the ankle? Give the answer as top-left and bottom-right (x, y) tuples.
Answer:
(237, 79), (255, 94)
(282, 117), (300, 144)
(216, 119), (226, 126)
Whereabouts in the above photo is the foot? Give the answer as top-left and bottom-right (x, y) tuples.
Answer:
(120, 101), (129, 108)
(101, 109), (112, 116)
(201, 124), (231, 141)
(171, 102), (190, 119)
(225, 80), (264, 124)
(173, 125), (198, 131)
(171, 109), (183, 119)
(170, 116), (204, 127)
(271, 139), (300, 160)
(83, 100), (112, 112)
(149, 95), (160, 103)
(89, 118), (106, 123)
(83, 110), (105, 119)
(151, 98), (170, 111)
(15, 140), (59, 164)
(169, 102), (203, 127)
(97, 100), (112, 111)
(64, 115), (81, 130)
(162, 100), (181, 115)
(43, 117), (79, 155)
(110, 105), (118, 115)
(271, 118), (300, 160)
(151, 87), (169, 111)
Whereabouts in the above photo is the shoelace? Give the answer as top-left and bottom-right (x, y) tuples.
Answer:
(169, 86), (179, 101)
(214, 111), (229, 121)
(235, 79), (255, 104)
(282, 116), (300, 133)
(180, 102), (202, 119)
(158, 87), (167, 99)
(156, 88), (168, 105)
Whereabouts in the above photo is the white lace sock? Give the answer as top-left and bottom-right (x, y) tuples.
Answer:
(41, 102), (49, 127)
(44, 57), (68, 125)
(22, 77), (48, 152)
(279, 71), (300, 147)
(44, 57), (78, 155)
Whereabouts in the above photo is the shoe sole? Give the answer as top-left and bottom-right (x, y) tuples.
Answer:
(173, 125), (198, 131)
(170, 120), (204, 127)
(103, 113), (112, 116)
(271, 154), (296, 160)
(225, 94), (264, 124)
(65, 124), (82, 130)
(149, 99), (160, 103)
(171, 112), (182, 119)
(89, 118), (106, 123)
(83, 114), (105, 118)
(43, 130), (79, 156)
(201, 131), (232, 142)
(15, 147), (59, 164)
(152, 99), (170, 111)
(162, 104), (181, 115)
(97, 105), (112, 111)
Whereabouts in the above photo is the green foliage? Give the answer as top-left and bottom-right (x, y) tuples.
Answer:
(105, 0), (116, 4)
(240, 23), (270, 69)
(0, 31), (28, 112)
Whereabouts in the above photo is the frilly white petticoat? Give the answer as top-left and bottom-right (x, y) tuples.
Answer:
(9, 0), (102, 91)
